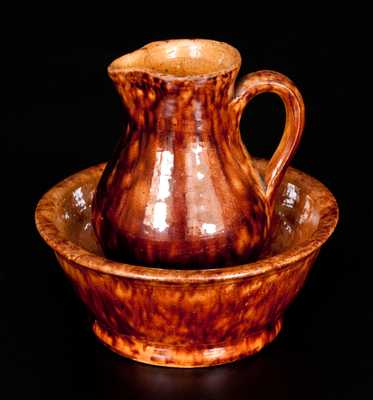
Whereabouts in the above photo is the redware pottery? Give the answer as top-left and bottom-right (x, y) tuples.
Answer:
(35, 159), (338, 367)
(92, 39), (305, 268)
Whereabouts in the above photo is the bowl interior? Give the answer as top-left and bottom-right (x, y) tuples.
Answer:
(53, 163), (321, 265)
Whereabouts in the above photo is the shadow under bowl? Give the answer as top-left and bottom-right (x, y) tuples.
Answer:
(35, 159), (338, 368)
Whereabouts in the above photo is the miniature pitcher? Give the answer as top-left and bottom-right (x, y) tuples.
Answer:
(92, 39), (305, 268)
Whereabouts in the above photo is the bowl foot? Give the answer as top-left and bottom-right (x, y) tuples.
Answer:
(92, 318), (282, 368)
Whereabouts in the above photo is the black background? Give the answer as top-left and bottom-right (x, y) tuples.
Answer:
(1, 10), (370, 400)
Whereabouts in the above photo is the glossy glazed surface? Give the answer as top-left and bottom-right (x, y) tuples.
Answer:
(35, 160), (338, 367)
(92, 39), (305, 267)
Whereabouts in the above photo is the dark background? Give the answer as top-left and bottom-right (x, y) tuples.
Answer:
(1, 11), (370, 400)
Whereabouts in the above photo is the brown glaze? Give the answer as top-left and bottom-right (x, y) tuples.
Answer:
(92, 39), (305, 268)
(35, 159), (338, 367)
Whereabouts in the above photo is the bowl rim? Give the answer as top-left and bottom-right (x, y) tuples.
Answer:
(35, 160), (339, 283)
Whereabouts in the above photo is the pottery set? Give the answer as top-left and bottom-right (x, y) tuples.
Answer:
(35, 39), (338, 367)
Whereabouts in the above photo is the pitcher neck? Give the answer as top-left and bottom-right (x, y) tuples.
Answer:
(109, 70), (238, 123)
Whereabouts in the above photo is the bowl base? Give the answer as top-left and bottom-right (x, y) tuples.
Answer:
(92, 318), (282, 368)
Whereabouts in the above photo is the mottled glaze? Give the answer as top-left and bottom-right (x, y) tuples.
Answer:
(92, 39), (305, 268)
(35, 160), (338, 367)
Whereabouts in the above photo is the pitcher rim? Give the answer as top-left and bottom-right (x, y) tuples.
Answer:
(107, 39), (242, 81)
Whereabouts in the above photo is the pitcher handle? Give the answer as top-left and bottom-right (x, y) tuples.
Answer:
(231, 70), (305, 210)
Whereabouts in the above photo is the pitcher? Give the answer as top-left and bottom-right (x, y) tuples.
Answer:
(92, 39), (305, 268)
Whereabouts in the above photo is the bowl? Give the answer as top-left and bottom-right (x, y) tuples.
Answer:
(35, 159), (338, 367)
